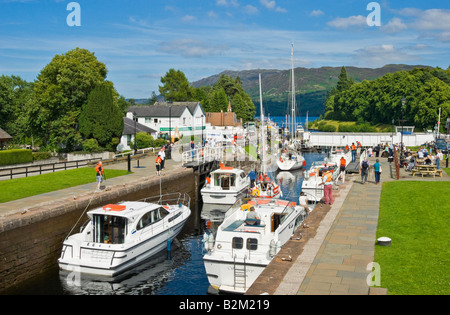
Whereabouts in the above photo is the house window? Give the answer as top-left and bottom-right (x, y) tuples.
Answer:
(154, 119), (158, 123)
(183, 117), (186, 125)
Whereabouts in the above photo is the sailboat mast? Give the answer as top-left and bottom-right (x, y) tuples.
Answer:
(291, 43), (296, 140)
(259, 73), (266, 174)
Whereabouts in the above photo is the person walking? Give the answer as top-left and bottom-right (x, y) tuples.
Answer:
(319, 170), (333, 205)
(155, 155), (162, 176)
(339, 156), (346, 183)
(95, 161), (104, 191)
(158, 146), (166, 171)
(373, 159), (381, 184)
(351, 143), (357, 162)
(248, 169), (257, 188)
(360, 158), (370, 184)
(436, 149), (443, 169)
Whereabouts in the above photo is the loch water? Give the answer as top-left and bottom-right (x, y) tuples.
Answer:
(11, 152), (327, 295)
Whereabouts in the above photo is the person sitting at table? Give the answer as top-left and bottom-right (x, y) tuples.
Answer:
(418, 149), (424, 160)
(406, 158), (416, 172)
(424, 156), (432, 165)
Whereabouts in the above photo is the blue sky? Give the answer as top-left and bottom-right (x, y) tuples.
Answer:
(1, 0), (449, 99)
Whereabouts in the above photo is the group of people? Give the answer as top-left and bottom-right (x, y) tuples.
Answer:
(406, 147), (444, 171)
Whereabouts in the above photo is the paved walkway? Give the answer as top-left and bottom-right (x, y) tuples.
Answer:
(0, 155), (181, 218)
(274, 156), (449, 295)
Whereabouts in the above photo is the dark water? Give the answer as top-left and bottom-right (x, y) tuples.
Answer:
(10, 152), (326, 295)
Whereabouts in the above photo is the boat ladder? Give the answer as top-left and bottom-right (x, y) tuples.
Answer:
(233, 255), (247, 291)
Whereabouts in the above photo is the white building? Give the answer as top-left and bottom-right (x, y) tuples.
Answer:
(125, 102), (206, 142)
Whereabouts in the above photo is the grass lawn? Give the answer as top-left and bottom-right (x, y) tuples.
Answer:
(444, 168), (450, 176)
(0, 168), (132, 203)
(375, 181), (450, 295)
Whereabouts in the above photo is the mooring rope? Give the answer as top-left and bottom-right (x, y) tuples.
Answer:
(64, 188), (99, 241)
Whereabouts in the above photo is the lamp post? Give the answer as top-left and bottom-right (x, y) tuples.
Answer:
(201, 114), (204, 147)
(400, 97), (406, 167)
(133, 111), (137, 155)
(168, 102), (172, 143)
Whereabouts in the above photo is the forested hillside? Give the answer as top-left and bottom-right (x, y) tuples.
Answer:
(192, 64), (427, 116)
(324, 67), (450, 130)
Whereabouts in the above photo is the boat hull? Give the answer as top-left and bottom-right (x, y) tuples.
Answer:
(58, 216), (188, 278)
(201, 186), (248, 205)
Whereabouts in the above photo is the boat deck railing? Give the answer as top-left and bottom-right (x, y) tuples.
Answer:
(140, 192), (191, 209)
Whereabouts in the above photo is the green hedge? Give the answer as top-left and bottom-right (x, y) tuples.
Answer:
(0, 149), (33, 166)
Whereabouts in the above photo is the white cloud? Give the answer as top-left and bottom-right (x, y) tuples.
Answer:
(157, 39), (228, 58)
(181, 15), (196, 22)
(382, 17), (407, 33)
(310, 10), (324, 17)
(216, 0), (239, 7)
(327, 15), (367, 29)
(413, 9), (450, 32)
(243, 5), (258, 15)
(259, 0), (287, 13)
(354, 44), (417, 67)
(260, 0), (275, 10)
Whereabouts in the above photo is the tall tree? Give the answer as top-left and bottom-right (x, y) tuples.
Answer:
(158, 69), (194, 101)
(32, 48), (109, 151)
(79, 83), (124, 149)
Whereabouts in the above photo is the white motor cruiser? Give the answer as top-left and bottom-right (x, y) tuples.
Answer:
(202, 197), (307, 294)
(201, 164), (250, 205)
(301, 161), (340, 201)
(58, 193), (191, 278)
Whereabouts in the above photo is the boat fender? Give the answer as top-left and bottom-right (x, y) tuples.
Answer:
(208, 233), (215, 250)
(269, 240), (276, 257)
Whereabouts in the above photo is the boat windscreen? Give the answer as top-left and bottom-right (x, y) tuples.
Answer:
(93, 214), (127, 244)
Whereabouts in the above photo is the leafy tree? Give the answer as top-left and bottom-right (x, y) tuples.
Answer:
(32, 48), (109, 151)
(79, 83), (124, 150)
(324, 67), (450, 130)
(0, 75), (35, 143)
(159, 69), (194, 101)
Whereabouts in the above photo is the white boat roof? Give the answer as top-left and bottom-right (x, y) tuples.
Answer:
(211, 167), (245, 175)
(87, 201), (162, 218)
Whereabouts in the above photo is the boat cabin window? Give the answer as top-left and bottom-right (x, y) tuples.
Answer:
(93, 215), (127, 244)
(232, 237), (243, 249)
(214, 173), (236, 190)
(137, 207), (170, 231)
(246, 238), (258, 251)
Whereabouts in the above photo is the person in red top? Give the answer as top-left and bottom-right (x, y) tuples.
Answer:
(339, 156), (346, 183)
(351, 143), (357, 162)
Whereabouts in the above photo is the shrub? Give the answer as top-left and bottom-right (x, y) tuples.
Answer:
(82, 139), (102, 152)
(0, 149), (33, 166)
(32, 152), (52, 161)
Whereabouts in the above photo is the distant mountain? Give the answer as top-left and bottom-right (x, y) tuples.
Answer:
(192, 64), (430, 117)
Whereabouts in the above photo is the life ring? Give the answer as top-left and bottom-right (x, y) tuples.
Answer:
(252, 189), (260, 197)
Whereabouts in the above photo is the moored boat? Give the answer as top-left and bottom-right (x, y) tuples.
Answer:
(58, 193), (191, 278)
(202, 197), (308, 294)
(201, 164), (250, 205)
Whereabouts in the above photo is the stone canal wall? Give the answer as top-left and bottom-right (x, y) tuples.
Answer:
(0, 167), (195, 292)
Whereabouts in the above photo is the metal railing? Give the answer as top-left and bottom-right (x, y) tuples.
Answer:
(0, 158), (102, 180)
